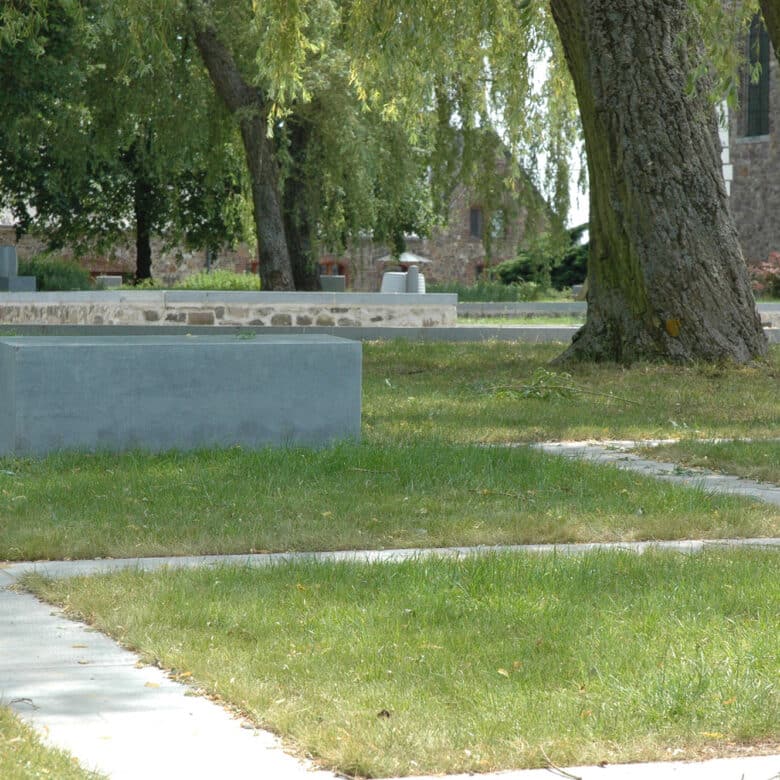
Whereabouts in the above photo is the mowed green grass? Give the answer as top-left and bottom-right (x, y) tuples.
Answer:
(0, 707), (103, 780)
(361, 342), (780, 444)
(638, 440), (780, 485)
(1, 342), (778, 562)
(1, 442), (777, 561)
(27, 549), (780, 777)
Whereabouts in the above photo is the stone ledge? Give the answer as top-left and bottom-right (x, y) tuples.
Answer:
(0, 291), (456, 328)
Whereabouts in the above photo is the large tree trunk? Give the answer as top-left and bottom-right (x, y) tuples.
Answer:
(550, 0), (767, 364)
(194, 26), (294, 290)
(283, 115), (320, 290)
(133, 172), (153, 281)
(760, 0), (780, 64)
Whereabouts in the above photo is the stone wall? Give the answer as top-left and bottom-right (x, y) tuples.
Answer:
(0, 291), (457, 328)
(343, 182), (535, 290)
(7, 231), (254, 283)
(729, 43), (780, 263)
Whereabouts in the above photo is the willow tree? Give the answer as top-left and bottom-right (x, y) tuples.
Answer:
(760, 0), (780, 59)
(348, 0), (768, 363)
(547, 0), (766, 362)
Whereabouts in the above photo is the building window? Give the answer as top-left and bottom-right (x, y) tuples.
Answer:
(490, 209), (507, 240)
(745, 15), (770, 137)
(469, 207), (484, 239)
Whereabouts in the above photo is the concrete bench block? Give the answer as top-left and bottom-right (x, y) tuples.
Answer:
(95, 275), (123, 289)
(0, 245), (18, 277)
(0, 275), (37, 292)
(0, 335), (361, 456)
(319, 275), (346, 292)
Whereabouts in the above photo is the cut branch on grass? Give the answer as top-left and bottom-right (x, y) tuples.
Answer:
(494, 384), (640, 405)
(540, 746), (583, 780)
(492, 368), (640, 405)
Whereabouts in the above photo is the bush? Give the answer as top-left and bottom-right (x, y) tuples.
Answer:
(550, 227), (589, 290)
(494, 252), (551, 287)
(426, 280), (557, 302)
(174, 269), (261, 291)
(749, 252), (780, 299)
(493, 227), (589, 292)
(18, 254), (93, 291)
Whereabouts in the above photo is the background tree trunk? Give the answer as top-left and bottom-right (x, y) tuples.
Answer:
(550, 0), (767, 364)
(760, 0), (780, 63)
(194, 26), (294, 290)
(283, 115), (320, 290)
(133, 173), (153, 281)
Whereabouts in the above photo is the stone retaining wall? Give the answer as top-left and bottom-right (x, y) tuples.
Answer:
(0, 291), (457, 328)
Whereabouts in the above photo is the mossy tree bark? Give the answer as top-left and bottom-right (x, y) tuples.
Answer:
(550, 0), (767, 364)
(194, 27), (294, 291)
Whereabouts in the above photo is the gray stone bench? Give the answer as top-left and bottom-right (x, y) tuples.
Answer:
(0, 245), (36, 292)
(0, 335), (361, 456)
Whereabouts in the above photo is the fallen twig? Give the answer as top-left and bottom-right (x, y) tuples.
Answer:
(540, 746), (582, 780)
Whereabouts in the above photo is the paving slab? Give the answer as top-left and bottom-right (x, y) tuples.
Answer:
(534, 440), (780, 507)
(0, 583), (339, 780)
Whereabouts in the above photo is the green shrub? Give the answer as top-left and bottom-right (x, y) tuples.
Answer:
(550, 239), (588, 290)
(426, 280), (552, 302)
(17, 254), (92, 291)
(174, 269), (261, 291)
(494, 252), (551, 287)
(749, 252), (780, 299)
(494, 227), (589, 292)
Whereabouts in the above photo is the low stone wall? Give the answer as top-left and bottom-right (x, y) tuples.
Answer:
(0, 291), (457, 328)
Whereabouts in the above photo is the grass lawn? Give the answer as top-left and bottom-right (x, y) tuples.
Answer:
(4, 342), (779, 777)
(637, 440), (780, 486)
(1, 342), (778, 561)
(26, 549), (780, 777)
(1, 443), (777, 561)
(362, 342), (780, 444)
(0, 707), (102, 779)
(457, 316), (584, 325)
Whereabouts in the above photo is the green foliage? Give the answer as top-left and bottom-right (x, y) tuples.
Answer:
(748, 251), (780, 298)
(492, 228), (588, 291)
(426, 280), (553, 302)
(0, 0), (250, 277)
(550, 224), (589, 290)
(174, 270), (261, 291)
(495, 251), (552, 287)
(18, 254), (92, 291)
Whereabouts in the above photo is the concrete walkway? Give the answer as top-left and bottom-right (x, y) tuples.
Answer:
(534, 439), (780, 507)
(2, 438), (779, 779)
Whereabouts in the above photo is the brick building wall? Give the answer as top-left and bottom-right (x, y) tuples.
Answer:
(729, 33), (780, 263)
(343, 182), (539, 291)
